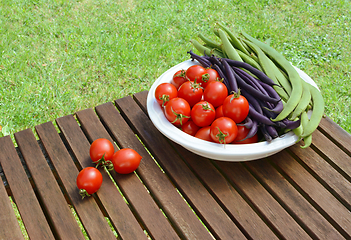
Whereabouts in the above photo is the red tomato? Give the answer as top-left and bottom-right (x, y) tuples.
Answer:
(191, 101), (216, 127)
(185, 65), (206, 85)
(210, 117), (238, 144)
(76, 167), (103, 198)
(164, 97), (191, 126)
(177, 81), (203, 107)
(202, 68), (220, 88)
(155, 83), (178, 107)
(90, 138), (115, 162)
(203, 81), (228, 108)
(181, 120), (200, 136)
(195, 126), (213, 142)
(111, 148), (142, 174)
(215, 105), (224, 119)
(234, 125), (258, 144)
(171, 69), (187, 89)
(222, 93), (249, 123)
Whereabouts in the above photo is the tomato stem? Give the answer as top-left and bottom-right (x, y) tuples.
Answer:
(216, 126), (228, 144)
(171, 107), (190, 126)
(93, 153), (114, 172)
(79, 189), (91, 199)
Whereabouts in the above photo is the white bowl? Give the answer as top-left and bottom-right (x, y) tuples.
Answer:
(147, 60), (316, 161)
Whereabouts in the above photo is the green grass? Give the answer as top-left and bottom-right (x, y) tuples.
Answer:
(1, 0), (350, 137)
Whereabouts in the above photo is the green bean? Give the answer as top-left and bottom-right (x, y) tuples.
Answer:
(217, 22), (250, 56)
(301, 83), (325, 138)
(190, 39), (225, 58)
(240, 39), (290, 101)
(218, 28), (242, 61)
(292, 119), (303, 137)
(267, 57), (292, 95)
(242, 40), (277, 83)
(236, 49), (263, 71)
(190, 39), (213, 56)
(289, 81), (312, 120)
(198, 33), (221, 49)
(300, 111), (312, 148)
(242, 31), (303, 122)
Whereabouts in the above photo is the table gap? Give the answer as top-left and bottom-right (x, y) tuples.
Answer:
(267, 157), (350, 239)
(9, 195), (30, 239)
(286, 147), (351, 211)
(72, 108), (158, 239)
(242, 160), (319, 239)
(317, 126), (351, 157)
(310, 144), (351, 184)
(210, 160), (285, 240)
(167, 142), (245, 239)
(36, 138), (92, 239)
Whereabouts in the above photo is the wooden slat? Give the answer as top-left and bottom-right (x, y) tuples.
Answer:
(0, 183), (24, 240)
(245, 159), (344, 239)
(14, 129), (85, 239)
(318, 116), (351, 155)
(215, 161), (312, 240)
(95, 101), (214, 240)
(270, 150), (351, 238)
(0, 139), (25, 240)
(56, 115), (149, 240)
(35, 121), (117, 240)
(75, 107), (181, 240)
(0, 135), (54, 240)
(115, 95), (246, 239)
(289, 140), (351, 210)
(310, 129), (351, 180)
(134, 90), (279, 240)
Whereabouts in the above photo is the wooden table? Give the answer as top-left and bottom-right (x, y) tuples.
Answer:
(1, 91), (351, 240)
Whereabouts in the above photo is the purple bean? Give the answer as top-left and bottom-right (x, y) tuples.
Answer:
(237, 116), (254, 129)
(260, 125), (273, 142)
(265, 125), (279, 139)
(283, 118), (301, 130)
(187, 50), (212, 68)
(212, 64), (230, 90)
(241, 89), (263, 114)
(222, 58), (238, 93)
(248, 103), (276, 126)
(234, 67), (267, 94)
(233, 71), (280, 104)
(209, 55), (225, 74)
(223, 58), (278, 86)
(237, 120), (259, 142)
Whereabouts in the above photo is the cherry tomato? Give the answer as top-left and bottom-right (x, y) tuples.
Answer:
(203, 81), (228, 108)
(181, 120), (200, 136)
(164, 97), (191, 126)
(195, 126), (213, 142)
(185, 65), (207, 85)
(191, 101), (216, 127)
(111, 148), (142, 174)
(76, 167), (103, 198)
(202, 68), (220, 88)
(90, 138), (115, 163)
(215, 105), (224, 119)
(177, 81), (203, 107)
(210, 117), (238, 144)
(222, 93), (249, 124)
(234, 125), (258, 144)
(171, 69), (187, 89)
(155, 83), (178, 107)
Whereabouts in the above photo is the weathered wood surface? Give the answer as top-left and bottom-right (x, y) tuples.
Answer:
(0, 90), (350, 239)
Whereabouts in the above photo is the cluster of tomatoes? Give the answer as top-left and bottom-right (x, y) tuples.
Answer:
(155, 64), (258, 144)
(76, 138), (142, 199)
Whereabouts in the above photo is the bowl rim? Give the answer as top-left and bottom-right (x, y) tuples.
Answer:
(147, 59), (317, 161)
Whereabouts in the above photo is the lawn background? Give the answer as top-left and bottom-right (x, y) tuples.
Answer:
(1, 0), (350, 138)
